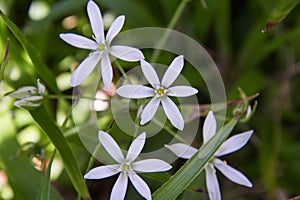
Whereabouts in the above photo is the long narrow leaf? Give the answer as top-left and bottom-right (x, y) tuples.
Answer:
(0, 11), (59, 93)
(0, 113), (63, 200)
(152, 117), (238, 200)
(36, 150), (56, 200)
(263, 0), (300, 32)
(0, 38), (9, 82)
(30, 106), (91, 200)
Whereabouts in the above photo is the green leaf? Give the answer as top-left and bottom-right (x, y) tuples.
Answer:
(0, 38), (9, 82)
(29, 106), (91, 200)
(0, 112), (63, 200)
(263, 0), (300, 33)
(36, 150), (56, 200)
(0, 11), (59, 93)
(152, 117), (238, 200)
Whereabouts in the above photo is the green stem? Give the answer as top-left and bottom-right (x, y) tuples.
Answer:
(46, 94), (107, 101)
(150, 0), (190, 63)
(114, 60), (132, 84)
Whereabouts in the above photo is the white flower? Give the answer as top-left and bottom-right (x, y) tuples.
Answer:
(166, 111), (253, 200)
(59, 0), (144, 88)
(84, 131), (172, 200)
(116, 55), (198, 130)
(7, 79), (45, 108)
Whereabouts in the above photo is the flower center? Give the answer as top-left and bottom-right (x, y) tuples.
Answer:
(122, 163), (131, 172)
(98, 44), (106, 51)
(156, 87), (166, 96)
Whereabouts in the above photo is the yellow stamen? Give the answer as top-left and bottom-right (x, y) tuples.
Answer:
(98, 44), (105, 51)
(122, 164), (130, 171)
(156, 87), (165, 96)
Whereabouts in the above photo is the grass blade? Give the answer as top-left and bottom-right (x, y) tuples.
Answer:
(30, 106), (91, 200)
(0, 11), (59, 93)
(152, 117), (238, 200)
(263, 0), (300, 33)
(0, 38), (9, 82)
(36, 150), (56, 200)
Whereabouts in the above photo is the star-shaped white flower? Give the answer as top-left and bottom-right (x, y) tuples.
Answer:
(7, 79), (45, 108)
(84, 131), (172, 200)
(166, 111), (253, 200)
(116, 55), (198, 130)
(59, 0), (144, 88)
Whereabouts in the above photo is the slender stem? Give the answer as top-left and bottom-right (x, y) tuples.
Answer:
(46, 94), (108, 101)
(114, 60), (132, 84)
(85, 119), (116, 173)
(150, 0), (190, 63)
(152, 118), (189, 144)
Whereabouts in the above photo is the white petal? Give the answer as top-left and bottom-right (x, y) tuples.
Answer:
(165, 143), (197, 159)
(59, 33), (97, 50)
(87, 0), (104, 43)
(206, 164), (221, 200)
(215, 130), (253, 157)
(214, 158), (253, 187)
(140, 59), (160, 88)
(84, 164), (120, 179)
(23, 96), (43, 102)
(132, 159), (172, 172)
(106, 16), (125, 44)
(128, 172), (151, 200)
(116, 85), (154, 99)
(8, 86), (37, 99)
(140, 97), (160, 125)
(98, 131), (124, 163)
(203, 111), (217, 144)
(126, 132), (146, 162)
(14, 100), (41, 108)
(161, 97), (184, 130)
(37, 79), (46, 95)
(110, 46), (144, 61)
(101, 53), (113, 89)
(161, 55), (184, 88)
(167, 86), (198, 97)
(70, 53), (100, 87)
(111, 173), (128, 200)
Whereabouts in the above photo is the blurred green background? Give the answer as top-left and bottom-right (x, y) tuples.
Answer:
(0, 0), (300, 199)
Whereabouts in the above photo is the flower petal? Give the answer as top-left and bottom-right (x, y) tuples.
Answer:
(132, 159), (172, 172)
(59, 33), (98, 50)
(128, 172), (151, 200)
(14, 100), (41, 108)
(161, 55), (184, 88)
(165, 143), (197, 159)
(111, 173), (128, 200)
(167, 86), (198, 97)
(70, 52), (100, 87)
(98, 131), (124, 163)
(203, 111), (217, 144)
(214, 158), (253, 187)
(7, 86), (37, 99)
(206, 163), (221, 200)
(110, 45), (144, 61)
(37, 79), (46, 95)
(140, 97), (160, 125)
(87, 0), (104, 43)
(215, 130), (253, 157)
(140, 59), (160, 88)
(126, 132), (146, 162)
(106, 16), (125, 44)
(84, 164), (120, 179)
(101, 53), (113, 89)
(116, 85), (154, 99)
(161, 97), (184, 130)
